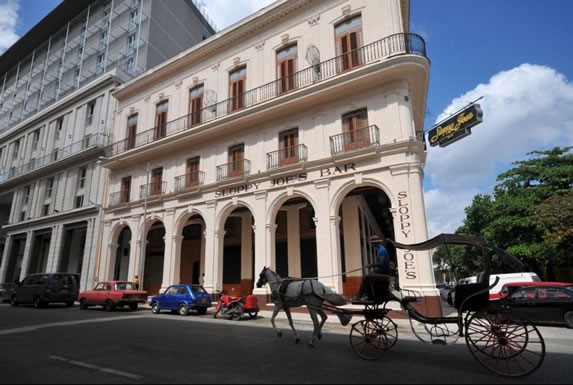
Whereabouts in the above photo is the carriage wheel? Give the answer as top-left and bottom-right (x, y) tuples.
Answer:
(465, 310), (545, 377)
(349, 320), (388, 360)
(378, 316), (398, 349)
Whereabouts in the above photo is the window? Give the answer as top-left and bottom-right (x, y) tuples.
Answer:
(279, 128), (299, 165)
(97, 54), (105, 71)
(86, 101), (96, 125)
(186, 157), (200, 187)
(342, 109), (369, 151)
(277, 44), (297, 94)
(229, 66), (246, 112)
(189, 85), (203, 126)
(229, 144), (245, 178)
(43, 204), (50, 216)
(75, 195), (84, 208)
(20, 211), (26, 221)
(78, 167), (87, 189)
(12, 140), (20, 160)
(130, 9), (138, 22)
(46, 177), (54, 198)
(126, 114), (138, 150)
(55, 117), (63, 140)
(126, 57), (135, 71)
(121, 176), (132, 203)
(32, 130), (40, 151)
(100, 31), (107, 44)
(127, 34), (137, 50)
(23, 185), (31, 204)
(335, 15), (363, 72)
(154, 101), (168, 140)
(150, 168), (163, 196)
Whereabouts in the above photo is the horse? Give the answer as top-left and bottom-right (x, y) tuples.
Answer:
(256, 266), (351, 347)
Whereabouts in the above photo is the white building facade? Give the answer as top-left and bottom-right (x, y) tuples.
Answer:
(99, 0), (440, 313)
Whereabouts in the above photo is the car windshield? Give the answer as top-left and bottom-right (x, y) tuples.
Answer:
(115, 282), (137, 291)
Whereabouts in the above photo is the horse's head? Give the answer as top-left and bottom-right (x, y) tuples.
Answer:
(256, 266), (270, 288)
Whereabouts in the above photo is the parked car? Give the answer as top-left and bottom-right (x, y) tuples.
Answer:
(436, 283), (453, 301)
(150, 284), (212, 316)
(0, 283), (16, 303)
(11, 273), (79, 308)
(494, 281), (573, 328)
(78, 281), (148, 312)
(448, 272), (542, 304)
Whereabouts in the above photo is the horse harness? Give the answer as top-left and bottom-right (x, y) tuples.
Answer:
(272, 278), (317, 304)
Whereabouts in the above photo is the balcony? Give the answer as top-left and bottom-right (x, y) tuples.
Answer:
(175, 171), (205, 191)
(266, 144), (308, 170)
(329, 125), (380, 155)
(106, 33), (427, 157)
(109, 190), (130, 206)
(0, 133), (107, 187)
(139, 181), (167, 199)
(216, 160), (251, 181)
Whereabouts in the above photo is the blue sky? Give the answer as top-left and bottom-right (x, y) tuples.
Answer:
(1, 0), (572, 236)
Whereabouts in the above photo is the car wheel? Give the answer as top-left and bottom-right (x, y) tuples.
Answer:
(79, 299), (88, 310)
(34, 296), (45, 309)
(129, 303), (138, 311)
(565, 311), (573, 329)
(104, 300), (116, 312)
(151, 302), (161, 314)
(178, 304), (189, 316)
(10, 295), (18, 307)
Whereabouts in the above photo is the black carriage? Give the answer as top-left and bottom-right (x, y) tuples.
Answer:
(339, 233), (546, 378)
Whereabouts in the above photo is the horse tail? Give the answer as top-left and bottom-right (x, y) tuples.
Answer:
(322, 293), (348, 306)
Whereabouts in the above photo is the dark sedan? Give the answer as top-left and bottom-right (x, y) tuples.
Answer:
(495, 282), (573, 328)
(0, 283), (16, 303)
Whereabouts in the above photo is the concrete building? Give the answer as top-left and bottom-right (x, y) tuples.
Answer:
(0, 0), (215, 291)
(99, 0), (438, 313)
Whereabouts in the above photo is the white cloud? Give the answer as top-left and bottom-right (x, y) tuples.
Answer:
(201, 0), (275, 31)
(424, 64), (573, 236)
(0, 0), (20, 54)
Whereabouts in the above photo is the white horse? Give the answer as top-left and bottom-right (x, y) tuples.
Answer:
(256, 266), (351, 347)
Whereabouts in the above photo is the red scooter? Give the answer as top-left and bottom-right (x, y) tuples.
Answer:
(213, 290), (259, 320)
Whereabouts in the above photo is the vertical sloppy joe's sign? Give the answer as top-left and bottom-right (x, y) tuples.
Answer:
(428, 103), (483, 148)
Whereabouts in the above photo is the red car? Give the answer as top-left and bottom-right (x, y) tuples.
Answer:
(78, 281), (148, 312)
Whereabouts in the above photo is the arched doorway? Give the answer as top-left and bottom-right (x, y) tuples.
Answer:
(274, 197), (317, 279)
(143, 221), (165, 295)
(113, 226), (132, 281)
(181, 217), (205, 285)
(337, 187), (395, 297)
(221, 207), (254, 296)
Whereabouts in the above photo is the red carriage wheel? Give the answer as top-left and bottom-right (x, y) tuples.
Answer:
(349, 320), (389, 360)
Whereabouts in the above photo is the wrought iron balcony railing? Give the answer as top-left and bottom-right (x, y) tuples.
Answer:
(139, 181), (167, 199)
(329, 125), (380, 155)
(109, 190), (131, 206)
(266, 144), (308, 169)
(175, 171), (205, 191)
(216, 159), (251, 181)
(106, 33), (427, 157)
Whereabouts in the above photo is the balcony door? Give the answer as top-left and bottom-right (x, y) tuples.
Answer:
(150, 168), (163, 196)
(229, 144), (244, 178)
(343, 109), (369, 151)
(189, 85), (203, 126)
(155, 101), (168, 140)
(277, 44), (297, 94)
(186, 157), (200, 187)
(279, 128), (299, 166)
(126, 114), (137, 150)
(121, 176), (131, 203)
(335, 15), (363, 72)
(229, 67), (246, 112)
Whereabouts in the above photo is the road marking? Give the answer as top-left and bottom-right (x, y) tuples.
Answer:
(49, 355), (143, 380)
(0, 314), (149, 336)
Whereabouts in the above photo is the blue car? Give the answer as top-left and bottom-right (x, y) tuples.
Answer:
(150, 284), (212, 316)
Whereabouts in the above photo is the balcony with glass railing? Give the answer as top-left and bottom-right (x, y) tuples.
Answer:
(216, 160), (251, 182)
(106, 33), (427, 157)
(0, 133), (108, 186)
(266, 144), (308, 170)
(329, 125), (380, 155)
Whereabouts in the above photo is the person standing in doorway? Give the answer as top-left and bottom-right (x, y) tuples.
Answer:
(134, 275), (140, 290)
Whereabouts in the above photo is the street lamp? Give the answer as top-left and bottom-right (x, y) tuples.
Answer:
(98, 156), (150, 289)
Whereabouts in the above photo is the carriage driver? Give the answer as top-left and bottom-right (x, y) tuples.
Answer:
(353, 235), (396, 302)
